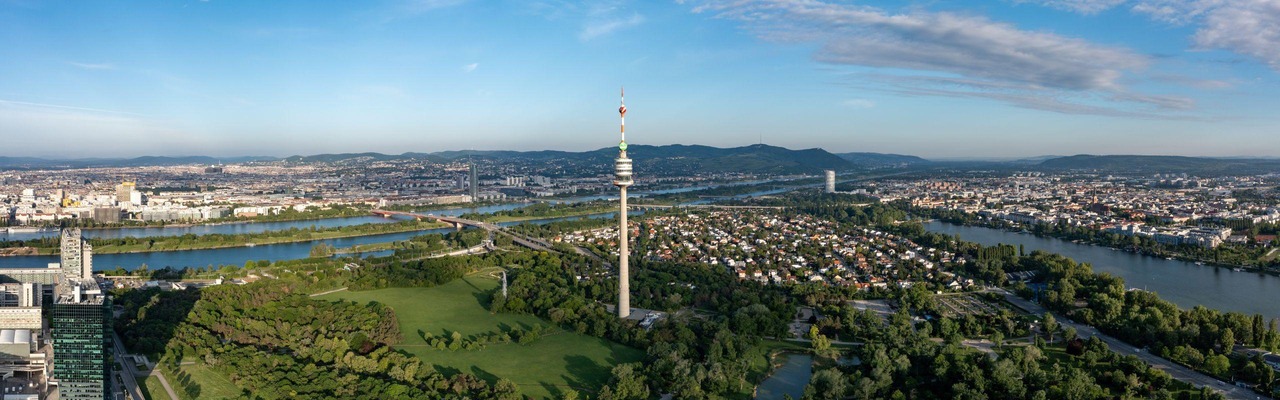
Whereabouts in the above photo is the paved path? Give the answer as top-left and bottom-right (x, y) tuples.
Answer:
(309, 287), (348, 297)
(996, 289), (1257, 399)
(112, 332), (178, 400)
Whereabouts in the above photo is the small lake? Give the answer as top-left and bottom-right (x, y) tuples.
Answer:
(756, 353), (812, 399)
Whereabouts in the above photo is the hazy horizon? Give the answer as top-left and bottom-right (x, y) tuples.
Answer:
(4, 0), (1280, 158)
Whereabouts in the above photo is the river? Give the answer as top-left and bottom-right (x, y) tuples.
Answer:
(0, 211), (626, 271)
(923, 221), (1280, 318)
(0, 178), (783, 271)
(0, 202), (535, 242)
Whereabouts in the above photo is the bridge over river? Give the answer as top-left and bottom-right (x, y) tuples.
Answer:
(371, 210), (550, 251)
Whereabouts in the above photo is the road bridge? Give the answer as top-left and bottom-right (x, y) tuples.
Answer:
(371, 210), (549, 251)
(627, 204), (787, 211)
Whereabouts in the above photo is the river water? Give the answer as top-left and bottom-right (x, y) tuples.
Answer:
(0, 211), (625, 271)
(923, 221), (1280, 318)
(0, 178), (781, 271)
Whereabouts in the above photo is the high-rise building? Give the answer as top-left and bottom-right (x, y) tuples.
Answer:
(114, 182), (135, 204)
(469, 162), (478, 203)
(51, 283), (111, 400)
(613, 88), (633, 319)
(59, 229), (94, 280)
(60, 229), (83, 279)
(825, 170), (836, 193)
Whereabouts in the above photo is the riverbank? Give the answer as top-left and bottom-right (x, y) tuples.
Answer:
(921, 216), (1275, 275)
(19, 220), (449, 255)
(480, 207), (616, 223)
(923, 220), (1280, 318)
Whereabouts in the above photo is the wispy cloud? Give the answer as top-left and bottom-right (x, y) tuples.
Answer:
(462, 63), (479, 73)
(689, 0), (1184, 117)
(580, 13), (645, 41)
(1022, 0), (1280, 71)
(68, 62), (115, 70)
(1013, 0), (1129, 14)
(378, 0), (470, 22)
(0, 99), (143, 116)
(0, 99), (208, 158)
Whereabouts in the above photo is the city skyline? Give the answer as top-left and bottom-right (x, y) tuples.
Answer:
(3, 0), (1280, 158)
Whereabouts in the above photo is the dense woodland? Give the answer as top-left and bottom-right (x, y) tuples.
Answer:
(116, 282), (517, 399)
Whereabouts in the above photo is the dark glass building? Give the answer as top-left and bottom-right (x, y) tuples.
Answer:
(51, 284), (112, 400)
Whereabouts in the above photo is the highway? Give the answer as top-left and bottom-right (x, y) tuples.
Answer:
(997, 289), (1259, 399)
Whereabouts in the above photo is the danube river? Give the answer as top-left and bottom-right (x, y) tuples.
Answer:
(0, 211), (623, 271)
(924, 221), (1280, 318)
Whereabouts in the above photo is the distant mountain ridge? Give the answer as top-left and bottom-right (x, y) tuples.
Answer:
(0, 144), (863, 174)
(836, 152), (931, 166)
(1037, 155), (1280, 175)
(0, 155), (276, 169)
(7, 149), (1274, 176)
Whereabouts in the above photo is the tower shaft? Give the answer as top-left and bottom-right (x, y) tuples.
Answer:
(618, 187), (629, 318)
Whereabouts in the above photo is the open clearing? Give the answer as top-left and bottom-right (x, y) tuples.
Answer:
(321, 276), (644, 398)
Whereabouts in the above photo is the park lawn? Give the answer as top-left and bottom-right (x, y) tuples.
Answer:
(321, 277), (644, 399)
(74, 221), (448, 254)
(137, 375), (161, 400)
(148, 362), (245, 400)
(481, 207), (616, 223)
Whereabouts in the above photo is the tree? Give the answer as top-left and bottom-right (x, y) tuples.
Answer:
(1042, 313), (1058, 342)
(600, 363), (648, 400)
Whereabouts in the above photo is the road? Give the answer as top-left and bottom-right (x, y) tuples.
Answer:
(997, 289), (1258, 399)
(112, 332), (179, 400)
(111, 333), (146, 400)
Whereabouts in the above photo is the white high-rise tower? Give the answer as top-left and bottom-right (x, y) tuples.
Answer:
(614, 87), (633, 319)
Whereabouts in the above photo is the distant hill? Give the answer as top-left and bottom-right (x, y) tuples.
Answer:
(1037, 155), (1280, 175)
(836, 152), (930, 167)
(0, 155), (276, 169)
(0, 144), (855, 175)
(287, 144), (856, 175)
(603, 144), (853, 175)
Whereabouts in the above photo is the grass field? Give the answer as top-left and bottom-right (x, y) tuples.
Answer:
(321, 276), (644, 399)
(136, 362), (244, 400)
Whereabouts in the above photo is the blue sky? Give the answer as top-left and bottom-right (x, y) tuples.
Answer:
(1, 0), (1278, 159)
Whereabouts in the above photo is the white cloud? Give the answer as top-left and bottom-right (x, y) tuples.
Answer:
(1191, 1), (1280, 69)
(1130, 0), (1224, 23)
(1016, 0), (1129, 14)
(690, 0), (1184, 116)
(462, 63), (479, 73)
(1023, 0), (1280, 71)
(68, 62), (115, 70)
(580, 13), (644, 41)
(696, 0), (1148, 91)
